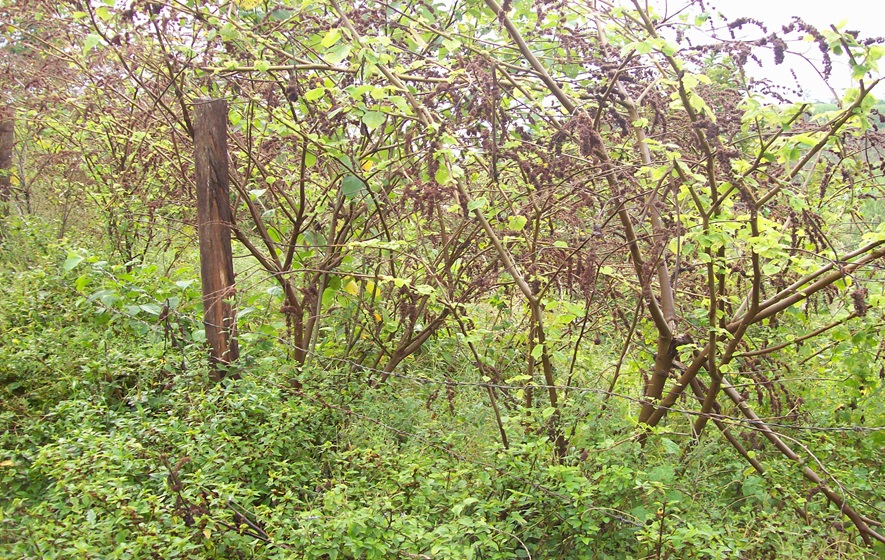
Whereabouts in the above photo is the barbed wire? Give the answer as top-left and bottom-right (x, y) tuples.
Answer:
(293, 387), (647, 528)
(50, 263), (885, 437)
(9, 265), (885, 532)
(279, 344), (885, 435)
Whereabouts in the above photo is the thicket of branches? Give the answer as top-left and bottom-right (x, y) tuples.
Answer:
(3, 0), (885, 553)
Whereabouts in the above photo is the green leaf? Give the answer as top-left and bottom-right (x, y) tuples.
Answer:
(661, 41), (678, 56)
(269, 9), (294, 20)
(267, 226), (282, 243)
(851, 63), (868, 80)
(304, 87), (325, 101)
(254, 60), (271, 72)
(83, 34), (102, 53)
(361, 111), (386, 130)
(434, 165), (450, 185)
(346, 84), (373, 100)
(466, 197), (487, 211)
(321, 28), (342, 48)
(341, 174), (366, 199)
(634, 40), (654, 55)
(219, 23), (239, 41)
(508, 215), (527, 231)
(414, 284), (435, 295)
(322, 287), (336, 306)
(762, 262), (780, 275)
(530, 344), (544, 360)
(63, 254), (85, 272)
(660, 437), (680, 455)
(139, 304), (162, 316)
(324, 44), (351, 65)
(442, 38), (461, 52)
(95, 6), (111, 21)
(369, 87), (389, 100)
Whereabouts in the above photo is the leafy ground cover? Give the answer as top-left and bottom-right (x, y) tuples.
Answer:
(3, 0), (885, 556)
(1, 224), (881, 558)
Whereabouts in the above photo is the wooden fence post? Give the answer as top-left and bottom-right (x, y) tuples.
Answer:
(194, 99), (239, 380)
(0, 107), (14, 231)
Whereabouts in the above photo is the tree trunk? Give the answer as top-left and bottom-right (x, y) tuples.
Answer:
(194, 99), (239, 380)
(0, 109), (14, 230)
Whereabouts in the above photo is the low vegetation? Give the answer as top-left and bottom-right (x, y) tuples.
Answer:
(2, 0), (885, 557)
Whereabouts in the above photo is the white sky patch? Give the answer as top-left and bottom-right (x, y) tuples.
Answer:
(648, 0), (885, 100)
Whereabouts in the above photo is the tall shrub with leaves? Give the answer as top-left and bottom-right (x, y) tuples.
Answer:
(4, 0), (885, 548)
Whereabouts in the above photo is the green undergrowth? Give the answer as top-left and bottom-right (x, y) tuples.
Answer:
(1, 228), (881, 559)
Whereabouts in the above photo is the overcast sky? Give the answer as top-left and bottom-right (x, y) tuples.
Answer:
(704, 0), (884, 29)
(654, 0), (885, 100)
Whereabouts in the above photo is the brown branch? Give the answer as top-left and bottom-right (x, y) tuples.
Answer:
(736, 313), (857, 358)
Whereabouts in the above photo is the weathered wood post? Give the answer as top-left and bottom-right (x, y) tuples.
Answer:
(0, 107), (14, 232)
(194, 99), (239, 380)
